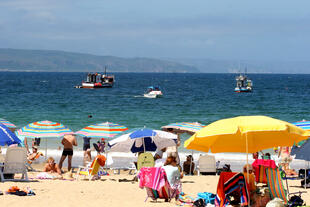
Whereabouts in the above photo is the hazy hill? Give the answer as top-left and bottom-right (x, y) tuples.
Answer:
(0, 49), (199, 73)
(168, 58), (310, 74)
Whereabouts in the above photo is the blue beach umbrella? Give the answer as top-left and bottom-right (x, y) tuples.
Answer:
(0, 124), (21, 146)
(108, 128), (178, 153)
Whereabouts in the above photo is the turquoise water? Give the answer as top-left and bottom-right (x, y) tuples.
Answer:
(1, 72), (310, 151)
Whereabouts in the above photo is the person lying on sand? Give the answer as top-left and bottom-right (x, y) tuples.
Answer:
(44, 157), (62, 178)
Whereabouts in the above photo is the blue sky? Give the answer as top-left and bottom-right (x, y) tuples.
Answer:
(0, 0), (310, 61)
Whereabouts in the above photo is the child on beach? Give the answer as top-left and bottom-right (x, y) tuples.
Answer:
(43, 157), (62, 178)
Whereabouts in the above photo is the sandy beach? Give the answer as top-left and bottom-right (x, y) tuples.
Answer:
(0, 167), (310, 207)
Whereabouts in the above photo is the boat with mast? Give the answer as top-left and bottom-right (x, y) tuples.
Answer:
(75, 67), (115, 88)
(234, 68), (253, 93)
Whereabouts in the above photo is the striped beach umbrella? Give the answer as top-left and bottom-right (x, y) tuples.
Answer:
(292, 120), (310, 131)
(16, 120), (73, 138)
(75, 122), (128, 138)
(292, 120), (310, 146)
(0, 118), (16, 129)
(161, 122), (204, 135)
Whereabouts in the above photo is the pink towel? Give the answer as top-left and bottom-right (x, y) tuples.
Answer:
(138, 167), (166, 191)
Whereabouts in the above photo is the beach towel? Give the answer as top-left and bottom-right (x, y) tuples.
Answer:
(215, 172), (250, 207)
(176, 192), (195, 206)
(36, 172), (56, 179)
(138, 167), (166, 191)
(139, 167), (180, 201)
(252, 159), (276, 183)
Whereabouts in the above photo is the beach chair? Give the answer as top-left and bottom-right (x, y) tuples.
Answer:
(76, 155), (106, 181)
(0, 147), (29, 182)
(138, 167), (180, 202)
(197, 154), (216, 176)
(265, 167), (305, 204)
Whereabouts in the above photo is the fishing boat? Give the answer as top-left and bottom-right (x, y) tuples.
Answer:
(234, 74), (252, 93)
(143, 86), (163, 98)
(75, 67), (115, 88)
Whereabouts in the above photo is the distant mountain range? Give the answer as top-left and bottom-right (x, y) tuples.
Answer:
(0, 48), (199, 73)
(1, 48), (310, 74)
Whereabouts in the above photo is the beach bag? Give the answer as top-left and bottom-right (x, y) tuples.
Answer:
(193, 198), (205, 207)
(196, 192), (216, 204)
(287, 195), (304, 207)
(301, 177), (310, 188)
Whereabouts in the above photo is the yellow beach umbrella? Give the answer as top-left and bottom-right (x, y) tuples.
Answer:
(184, 115), (310, 153)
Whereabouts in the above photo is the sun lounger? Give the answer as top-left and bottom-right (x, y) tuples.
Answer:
(265, 167), (306, 204)
(76, 155), (106, 181)
(111, 162), (137, 175)
(197, 154), (216, 176)
(0, 147), (29, 182)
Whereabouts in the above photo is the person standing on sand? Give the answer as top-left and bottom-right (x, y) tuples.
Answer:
(83, 137), (92, 165)
(59, 134), (77, 172)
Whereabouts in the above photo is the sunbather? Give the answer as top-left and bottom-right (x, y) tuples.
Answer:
(27, 146), (42, 162)
(44, 157), (62, 177)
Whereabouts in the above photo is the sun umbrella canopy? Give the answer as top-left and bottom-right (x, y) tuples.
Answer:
(291, 139), (310, 161)
(0, 124), (21, 146)
(75, 122), (128, 138)
(0, 118), (16, 129)
(292, 120), (310, 146)
(292, 120), (310, 131)
(16, 120), (73, 138)
(161, 122), (204, 135)
(108, 128), (177, 153)
(184, 116), (310, 153)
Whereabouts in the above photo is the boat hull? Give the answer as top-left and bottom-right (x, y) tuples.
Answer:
(81, 82), (113, 88)
(234, 87), (252, 93)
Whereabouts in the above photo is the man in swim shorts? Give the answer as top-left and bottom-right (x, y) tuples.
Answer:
(59, 134), (77, 172)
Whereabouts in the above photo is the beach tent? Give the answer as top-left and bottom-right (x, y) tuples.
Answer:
(108, 128), (177, 153)
(0, 124), (21, 146)
(16, 120), (73, 158)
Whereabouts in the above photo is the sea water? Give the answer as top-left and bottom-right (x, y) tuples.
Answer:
(1, 72), (310, 169)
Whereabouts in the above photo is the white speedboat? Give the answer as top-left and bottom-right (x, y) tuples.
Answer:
(143, 86), (163, 98)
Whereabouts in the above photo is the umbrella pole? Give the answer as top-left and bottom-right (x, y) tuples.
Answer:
(45, 138), (47, 160)
(189, 150), (193, 175)
(305, 161), (307, 189)
(246, 134), (250, 207)
(143, 138), (145, 153)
